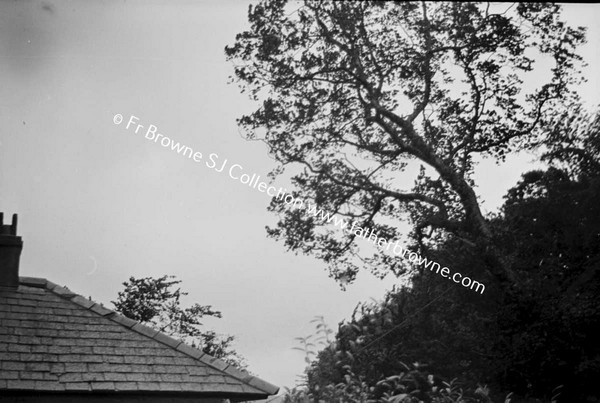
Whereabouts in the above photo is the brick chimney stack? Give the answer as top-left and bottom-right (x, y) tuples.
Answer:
(0, 213), (23, 289)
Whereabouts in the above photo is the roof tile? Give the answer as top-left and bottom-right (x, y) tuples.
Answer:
(153, 331), (182, 348)
(25, 362), (51, 372)
(63, 382), (90, 391)
(58, 373), (84, 383)
(49, 363), (65, 374)
(200, 355), (229, 372)
(20, 372), (45, 380)
(176, 342), (205, 360)
(1, 371), (19, 380)
(70, 295), (94, 309)
(187, 366), (209, 376)
(34, 380), (65, 391)
(89, 303), (113, 316)
(158, 382), (184, 392)
(114, 381), (139, 391)
(124, 373), (147, 382)
(107, 312), (137, 328)
(1, 362), (25, 371)
(90, 381), (116, 391)
(64, 362), (87, 372)
(131, 323), (159, 338)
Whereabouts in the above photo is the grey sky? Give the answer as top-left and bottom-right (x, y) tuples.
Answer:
(1, 0), (599, 389)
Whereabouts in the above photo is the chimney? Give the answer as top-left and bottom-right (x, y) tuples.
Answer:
(0, 213), (23, 289)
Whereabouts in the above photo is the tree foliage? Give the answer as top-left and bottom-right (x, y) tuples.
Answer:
(226, 1), (586, 288)
(539, 105), (600, 178)
(302, 163), (600, 402)
(112, 275), (246, 368)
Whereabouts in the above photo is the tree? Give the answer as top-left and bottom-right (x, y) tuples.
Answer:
(112, 275), (246, 368)
(226, 1), (586, 289)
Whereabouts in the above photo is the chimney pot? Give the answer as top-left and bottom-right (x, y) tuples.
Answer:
(0, 213), (23, 289)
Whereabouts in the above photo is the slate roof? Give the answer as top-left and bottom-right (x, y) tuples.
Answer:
(245, 395), (287, 403)
(0, 276), (279, 399)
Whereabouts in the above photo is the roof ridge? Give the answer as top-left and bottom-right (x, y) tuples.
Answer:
(18, 276), (279, 396)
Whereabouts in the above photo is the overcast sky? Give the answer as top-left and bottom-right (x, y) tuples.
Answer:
(1, 0), (599, 390)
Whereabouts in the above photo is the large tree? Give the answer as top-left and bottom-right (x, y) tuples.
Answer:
(226, 1), (586, 289)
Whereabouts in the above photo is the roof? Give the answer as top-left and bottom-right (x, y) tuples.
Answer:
(0, 276), (279, 399)
(245, 395), (288, 403)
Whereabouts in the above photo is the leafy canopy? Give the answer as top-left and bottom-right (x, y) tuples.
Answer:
(226, 1), (586, 287)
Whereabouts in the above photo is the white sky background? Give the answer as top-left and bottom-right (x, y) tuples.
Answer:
(1, 0), (599, 390)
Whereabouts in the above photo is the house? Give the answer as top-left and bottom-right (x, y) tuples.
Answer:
(0, 213), (279, 402)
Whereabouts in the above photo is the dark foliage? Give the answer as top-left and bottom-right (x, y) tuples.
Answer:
(305, 167), (600, 402)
